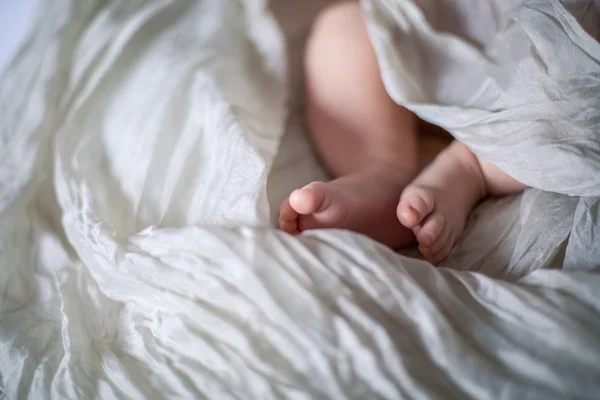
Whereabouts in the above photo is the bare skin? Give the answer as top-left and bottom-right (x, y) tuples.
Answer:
(279, 1), (418, 249)
(396, 141), (525, 263)
(279, 1), (526, 263)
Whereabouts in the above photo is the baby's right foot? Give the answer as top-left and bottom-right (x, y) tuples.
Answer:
(397, 141), (486, 263)
(279, 165), (416, 249)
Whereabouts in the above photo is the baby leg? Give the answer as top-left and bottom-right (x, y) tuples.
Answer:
(279, 1), (419, 248)
(397, 140), (527, 263)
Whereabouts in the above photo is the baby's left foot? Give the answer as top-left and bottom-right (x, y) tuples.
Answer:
(396, 141), (486, 263)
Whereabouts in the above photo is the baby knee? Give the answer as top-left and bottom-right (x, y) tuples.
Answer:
(305, 2), (366, 74)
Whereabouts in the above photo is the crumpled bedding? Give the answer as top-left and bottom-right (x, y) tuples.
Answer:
(364, 0), (600, 196)
(0, 0), (599, 399)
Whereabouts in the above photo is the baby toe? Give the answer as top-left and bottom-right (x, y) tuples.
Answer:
(289, 182), (326, 215)
(397, 187), (435, 229)
(280, 220), (300, 235)
(280, 198), (298, 222)
(429, 224), (451, 255)
(279, 199), (300, 234)
(432, 239), (454, 264)
(416, 212), (445, 247)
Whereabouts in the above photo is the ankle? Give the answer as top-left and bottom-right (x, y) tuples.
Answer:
(445, 142), (487, 200)
(379, 155), (419, 176)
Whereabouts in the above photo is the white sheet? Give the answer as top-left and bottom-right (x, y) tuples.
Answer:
(1, 0), (600, 398)
(364, 0), (600, 196)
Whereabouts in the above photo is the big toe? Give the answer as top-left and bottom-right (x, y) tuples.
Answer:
(289, 181), (328, 215)
(279, 198), (300, 234)
(397, 186), (435, 228)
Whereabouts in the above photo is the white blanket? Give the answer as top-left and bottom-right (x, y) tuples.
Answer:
(364, 0), (600, 196)
(1, 0), (599, 398)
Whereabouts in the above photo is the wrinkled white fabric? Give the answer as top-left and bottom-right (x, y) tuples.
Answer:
(1, 0), (600, 399)
(364, 0), (600, 196)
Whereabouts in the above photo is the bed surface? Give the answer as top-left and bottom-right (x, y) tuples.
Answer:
(0, 0), (599, 398)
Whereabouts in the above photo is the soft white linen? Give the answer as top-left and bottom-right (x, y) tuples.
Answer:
(1, 0), (599, 399)
(364, 0), (600, 196)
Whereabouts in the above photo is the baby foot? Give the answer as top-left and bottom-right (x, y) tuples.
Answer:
(279, 166), (416, 249)
(396, 141), (486, 263)
(279, 181), (347, 234)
